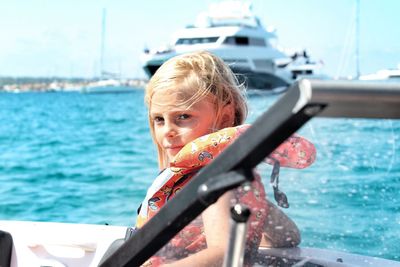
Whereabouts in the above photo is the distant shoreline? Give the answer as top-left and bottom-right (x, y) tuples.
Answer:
(0, 76), (148, 93)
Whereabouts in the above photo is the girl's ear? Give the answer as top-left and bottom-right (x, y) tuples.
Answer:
(219, 103), (235, 128)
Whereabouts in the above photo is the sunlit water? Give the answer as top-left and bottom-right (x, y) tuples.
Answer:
(0, 89), (399, 261)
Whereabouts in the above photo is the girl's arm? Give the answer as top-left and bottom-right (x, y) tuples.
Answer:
(163, 191), (233, 267)
(160, 191), (300, 266)
(260, 198), (300, 248)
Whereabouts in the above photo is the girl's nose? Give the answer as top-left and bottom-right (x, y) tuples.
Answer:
(164, 121), (177, 138)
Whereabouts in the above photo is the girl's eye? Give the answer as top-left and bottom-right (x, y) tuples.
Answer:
(153, 116), (164, 123)
(177, 114), (190, 120)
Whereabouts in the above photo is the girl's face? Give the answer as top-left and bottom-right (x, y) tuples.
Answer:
(150, 90), (217, 163)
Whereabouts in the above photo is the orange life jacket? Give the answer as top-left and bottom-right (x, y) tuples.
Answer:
(137, 125), (316, 265)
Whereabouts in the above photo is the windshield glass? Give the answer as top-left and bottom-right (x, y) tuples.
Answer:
(247, 91), (400, 262)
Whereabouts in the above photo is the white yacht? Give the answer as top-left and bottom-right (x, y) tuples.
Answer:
(359, 64), (400, 81)
(80, 79), (137, 94)
(141, 1), (323, 90)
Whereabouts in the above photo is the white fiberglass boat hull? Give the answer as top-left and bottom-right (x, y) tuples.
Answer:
(0, 220), (126, 267)
(1, 220), (399, 267)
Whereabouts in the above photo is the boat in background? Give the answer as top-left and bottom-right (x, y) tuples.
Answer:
(281, 50), (328, 80)
(80, 79), (138, 94)
(141, 1), (325, 90)
(359, 64), (400, 81)
(80, 9), (139, 94)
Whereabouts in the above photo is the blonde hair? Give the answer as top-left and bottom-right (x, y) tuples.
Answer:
(145, 50), (248, 169)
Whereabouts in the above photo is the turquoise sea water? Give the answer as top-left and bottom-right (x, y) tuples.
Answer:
(0, 89), (399, 261)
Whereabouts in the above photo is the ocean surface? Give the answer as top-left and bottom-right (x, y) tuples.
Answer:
(0, 88), (399, 261)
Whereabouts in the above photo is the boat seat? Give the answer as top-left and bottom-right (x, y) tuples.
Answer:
(0, 230), (13, 267)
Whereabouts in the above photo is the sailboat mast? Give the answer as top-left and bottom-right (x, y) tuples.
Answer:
(355, 0), (360, 78)
(100, 8), (106, 78)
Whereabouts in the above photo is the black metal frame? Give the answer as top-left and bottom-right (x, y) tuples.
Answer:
(99, 79), (400, 267)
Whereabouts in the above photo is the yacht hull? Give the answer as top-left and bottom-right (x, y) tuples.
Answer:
(143, 62), (290, 91)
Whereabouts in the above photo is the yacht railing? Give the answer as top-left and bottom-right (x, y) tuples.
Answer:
(99, 79), (400, 267)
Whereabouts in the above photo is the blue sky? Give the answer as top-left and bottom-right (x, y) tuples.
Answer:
(1, 0), (399, 79)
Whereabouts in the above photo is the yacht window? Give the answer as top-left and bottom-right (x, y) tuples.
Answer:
(223, 36), (266, 47)
(175, 37), (219, 45)
(223, 37), (235, 45)
(235, 37), (249, 45)
(223, 36), (249, 46)
(249, 37), (266, 47)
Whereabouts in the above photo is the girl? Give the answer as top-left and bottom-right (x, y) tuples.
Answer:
(139, 50), (314, 266)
